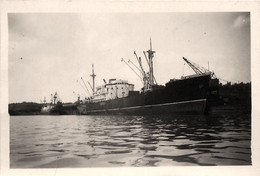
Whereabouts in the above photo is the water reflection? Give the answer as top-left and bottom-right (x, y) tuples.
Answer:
(10, 114), (251, 168)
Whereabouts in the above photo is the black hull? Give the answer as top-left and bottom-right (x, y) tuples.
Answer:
(77, 74), (211, 115)
(78, 99), (206, 115)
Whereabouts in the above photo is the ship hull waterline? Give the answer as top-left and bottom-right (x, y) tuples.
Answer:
(77, 98), (207, 115)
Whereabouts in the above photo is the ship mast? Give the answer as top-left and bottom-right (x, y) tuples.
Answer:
(50, 94), (53, 104)
(90, 64), (96, 96)
(121, 38), (157, 92)
(147, 37), (156, 86)
(53, 92), (58, 104)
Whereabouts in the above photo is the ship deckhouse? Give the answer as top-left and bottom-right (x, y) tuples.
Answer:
(92, 79), (134, 103)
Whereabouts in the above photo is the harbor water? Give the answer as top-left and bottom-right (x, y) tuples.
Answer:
(10, 114), (251, 168)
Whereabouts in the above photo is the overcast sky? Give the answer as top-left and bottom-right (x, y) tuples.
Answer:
(8, 12), (250, 103)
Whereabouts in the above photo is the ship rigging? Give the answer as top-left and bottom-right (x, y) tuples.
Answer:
(121, 38), (157, 92)
(182, 57), (229, 84)
(182, 57), (216, 79)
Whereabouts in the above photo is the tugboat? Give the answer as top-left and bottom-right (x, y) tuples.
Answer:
(77, 39), (217, 115)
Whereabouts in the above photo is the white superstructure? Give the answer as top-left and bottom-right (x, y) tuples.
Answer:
(92, 79), (134, 103)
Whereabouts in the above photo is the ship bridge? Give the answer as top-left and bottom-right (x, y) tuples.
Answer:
(92, 79), (134, 103)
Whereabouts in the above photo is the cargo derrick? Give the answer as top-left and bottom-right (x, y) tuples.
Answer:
(87, 81), (93, 93)
(143, 50), (157, 85)
(134, 51), (150, 91)
(76, 80), (88, 97)
(81, 77), (91, 96)
(182, 57), (216, 78)
(122, 38), (157, 92)
(121, 58), (142, 81)
(128, 59), (142, 76)
(182, 57), (220, 105)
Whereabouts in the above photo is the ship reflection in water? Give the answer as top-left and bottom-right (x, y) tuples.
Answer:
(10, 114), (251, 168)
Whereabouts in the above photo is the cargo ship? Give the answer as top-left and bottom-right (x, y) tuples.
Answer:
(77, 39), (218, 115)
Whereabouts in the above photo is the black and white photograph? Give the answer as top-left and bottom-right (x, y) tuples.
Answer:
(1, 1), (260, 176)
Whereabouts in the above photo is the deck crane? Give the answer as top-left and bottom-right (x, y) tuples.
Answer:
(134, 51), (146, 77)
(182, 57), (216, 79)
(128, 59), (142, 74)
(128, 58), (158, 85)
(121, 38), (157, 91)
(134, 51), (149, 90)
(121, 58), (143, 81)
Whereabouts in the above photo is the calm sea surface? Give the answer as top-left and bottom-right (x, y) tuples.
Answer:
(10, 114), (251, 168)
